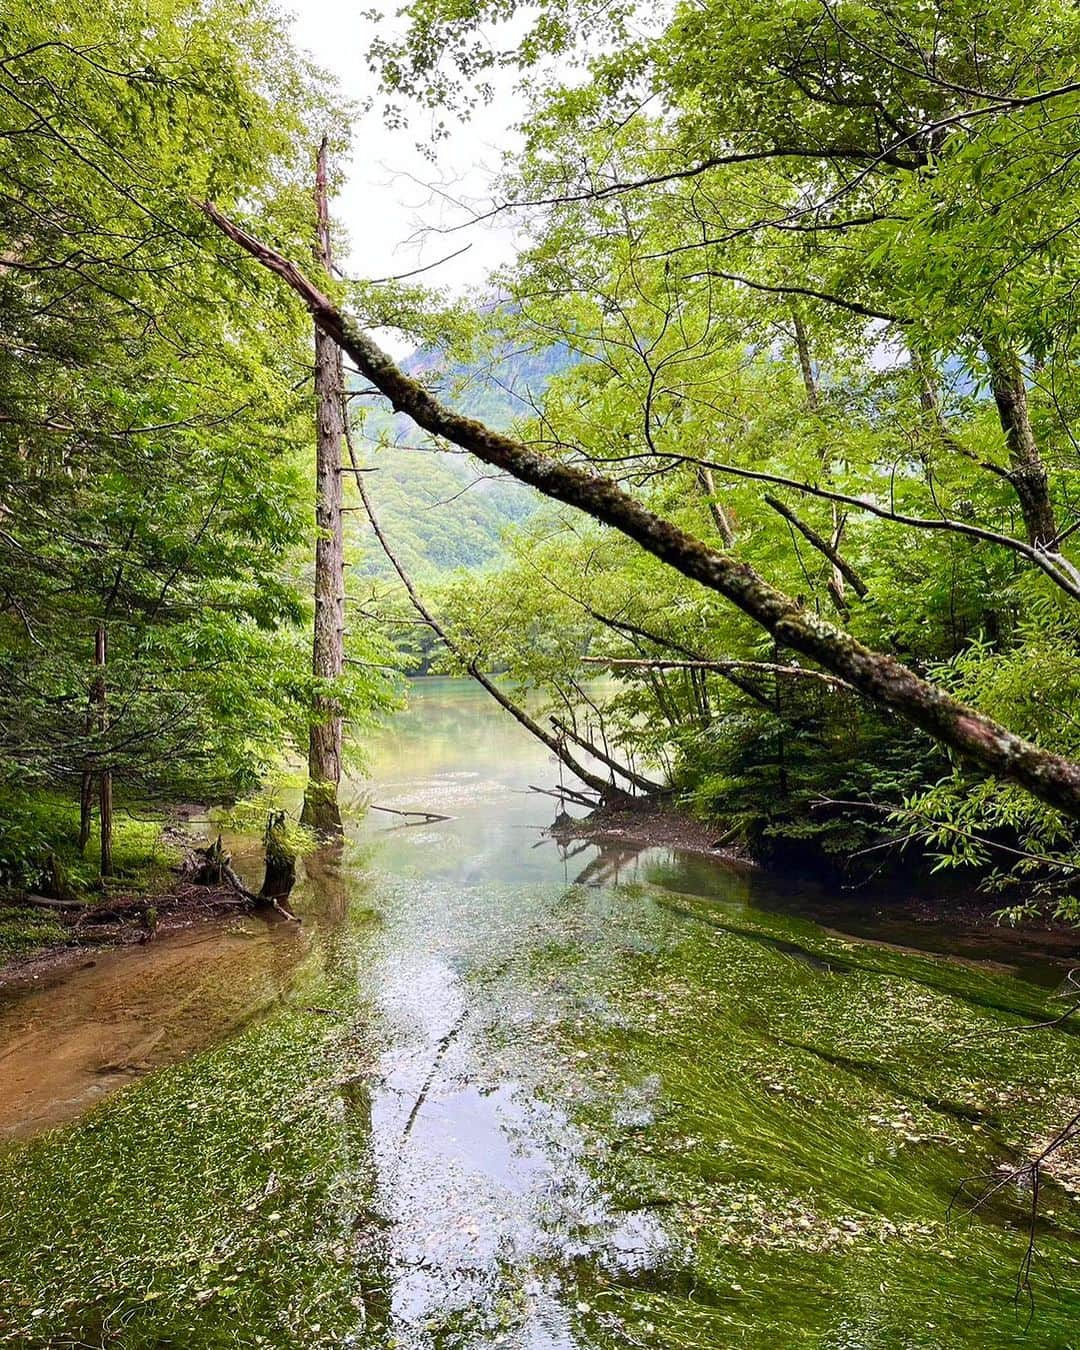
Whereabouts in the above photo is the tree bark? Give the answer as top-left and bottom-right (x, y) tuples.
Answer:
(199, 203), (1080, 823)
(301, 138), (345, 835)
(94, 625), (112, 876)
(77, 770), (93, 855)
(986, 339), (1057, 547)
(791, 308), (851, 608)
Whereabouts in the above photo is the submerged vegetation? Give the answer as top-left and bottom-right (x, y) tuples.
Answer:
(1, 0), (1080, 1345)
(0, 758), (1078, 1345)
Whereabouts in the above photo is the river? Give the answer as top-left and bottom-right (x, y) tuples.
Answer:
(0, 677), (1078, 1347)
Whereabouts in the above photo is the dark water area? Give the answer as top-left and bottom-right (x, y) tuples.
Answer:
(0, 678), (1078, 1347)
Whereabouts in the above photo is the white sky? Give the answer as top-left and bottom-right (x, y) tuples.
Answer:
(287, 0), (526, 319)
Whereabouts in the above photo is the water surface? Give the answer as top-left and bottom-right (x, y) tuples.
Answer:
(0, 677), (1078, 1347)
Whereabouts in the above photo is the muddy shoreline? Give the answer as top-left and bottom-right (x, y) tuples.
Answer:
(0, 882), (269, 994)
(550, 800), (746, 859)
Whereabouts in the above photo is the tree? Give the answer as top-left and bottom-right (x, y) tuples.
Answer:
(0, 1), (393, 885)
(202, 203), (1080, 827)
(351, 0), (1080, 900)
(302, 138), (347, 835)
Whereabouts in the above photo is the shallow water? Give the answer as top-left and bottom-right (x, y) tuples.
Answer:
(0, 678), (1078, 1347)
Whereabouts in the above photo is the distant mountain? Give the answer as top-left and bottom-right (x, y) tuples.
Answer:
(348, 340), (575, 581)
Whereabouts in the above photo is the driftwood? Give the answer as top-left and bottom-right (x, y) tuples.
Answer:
(180, 831), (299, 922)
(368, 803), (453, 823)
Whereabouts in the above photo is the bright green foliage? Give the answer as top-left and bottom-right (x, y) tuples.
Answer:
(356, 0), (1080, 910)
(0, 1), (397, 883)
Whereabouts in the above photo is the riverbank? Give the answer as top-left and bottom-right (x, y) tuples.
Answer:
(552, 798), (1080, 956)
(549, 798), (746, 858)
(0, 877), (271, 993)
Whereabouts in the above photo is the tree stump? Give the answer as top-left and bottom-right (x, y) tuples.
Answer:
(259, 811), (296, 902)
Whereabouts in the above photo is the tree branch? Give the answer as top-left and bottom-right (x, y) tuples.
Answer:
(199, 200), (1080, 823)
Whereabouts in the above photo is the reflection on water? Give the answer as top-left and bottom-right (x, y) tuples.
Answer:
(0, 677), (1079, 1348)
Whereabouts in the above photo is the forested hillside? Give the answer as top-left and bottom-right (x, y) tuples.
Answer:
(348, 341), (567, 579)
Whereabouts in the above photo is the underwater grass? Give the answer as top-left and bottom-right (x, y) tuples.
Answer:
(496, 883), (1080, 1348)
(0, 863), (1078, 1348)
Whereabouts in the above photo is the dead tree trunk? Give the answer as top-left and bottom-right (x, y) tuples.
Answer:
(301, 137), (346, 835)
(986, 339), (1057, 548)
(78, 680), (93, 854)
(791, 309), (853, 610)
(199, 203), (1080, 823)
(94, 625), (112, 876)
(78, 769), (93, 855)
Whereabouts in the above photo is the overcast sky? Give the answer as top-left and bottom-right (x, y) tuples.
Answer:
(287, 1), (525, 309)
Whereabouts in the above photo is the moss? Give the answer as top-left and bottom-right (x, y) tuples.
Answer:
(0, 904), (67, 959)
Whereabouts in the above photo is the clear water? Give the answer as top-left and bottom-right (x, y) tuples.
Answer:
(0, 678), (1078, 1347)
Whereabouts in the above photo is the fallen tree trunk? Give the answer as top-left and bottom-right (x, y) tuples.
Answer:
(199, 202), (1080, 823)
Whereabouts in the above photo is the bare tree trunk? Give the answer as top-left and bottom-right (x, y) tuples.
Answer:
(301, 137), (345, 835)
(78, 678), (93, 855)
(200, 204), (1080, 823)
(696, 464), (735, 546)
(792, 309), (851, 607)
(792, 310), (820, 414)
(986, 339), (1057, 547)
(94, 626), (112, 876)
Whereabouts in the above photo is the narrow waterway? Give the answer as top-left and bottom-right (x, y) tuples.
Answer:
(0, 678), (1078, 1348)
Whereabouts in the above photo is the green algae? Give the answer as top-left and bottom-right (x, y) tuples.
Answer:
(509, 884), (1080, 1348)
